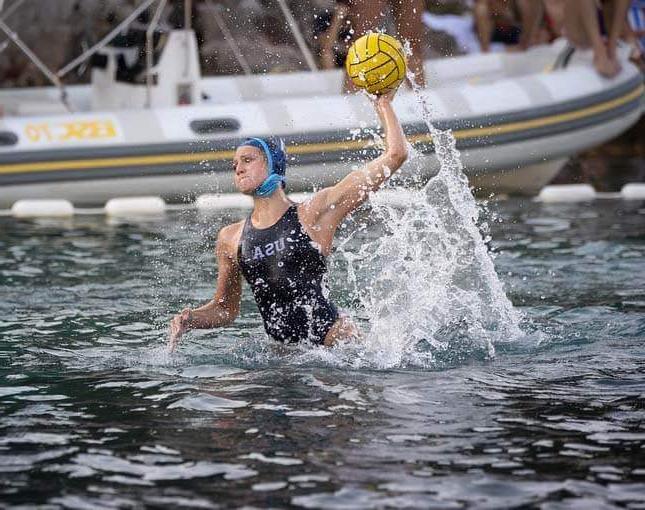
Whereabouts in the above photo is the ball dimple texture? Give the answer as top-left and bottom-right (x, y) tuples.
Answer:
(345, 33), (407, 95)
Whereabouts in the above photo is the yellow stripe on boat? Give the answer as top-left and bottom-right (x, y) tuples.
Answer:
(0, 84), (642, 176)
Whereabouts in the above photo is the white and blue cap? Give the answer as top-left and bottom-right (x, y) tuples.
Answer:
(240, 137), (287, 197)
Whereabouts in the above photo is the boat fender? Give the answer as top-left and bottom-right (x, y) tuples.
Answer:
(11, 199), (74, 218)
(105, 197), (166, 216)
(537, 184), (596, 203)
(621, 183), (645, 201)
(288, 193), (312, 203)
(196, 194), (253, 210)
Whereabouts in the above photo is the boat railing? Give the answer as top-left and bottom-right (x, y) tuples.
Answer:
(57, 0), (159, 81)
(0, 0), (69, 110)
(145, 0), (168, 107)
(1, 0), (320, 112)
(0, 0), (160, 112)
(205, 0), (317, 75)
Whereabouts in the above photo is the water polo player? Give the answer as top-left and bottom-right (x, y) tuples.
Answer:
(168, 90), (407, 350)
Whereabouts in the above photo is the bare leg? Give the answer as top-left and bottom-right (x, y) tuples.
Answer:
(543, 0), (566, 37)
(319, 3), (351, 69)
(349, 0), (389, 36)
(563, 0), (619, 77)
(390, 0), (427, 88)
(517, 0), (545, 50)
(347, 0), (426, 89)
(344, 0), (389, 93)
(473, 0), (493, 52)
(604, 0), (630, 60)
(622, 20), (644, 66)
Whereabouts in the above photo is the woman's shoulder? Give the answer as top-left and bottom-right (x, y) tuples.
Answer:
(217, 220), (245, 256)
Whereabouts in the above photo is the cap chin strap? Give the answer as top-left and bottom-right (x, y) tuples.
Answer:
(255, 174), (285, 197)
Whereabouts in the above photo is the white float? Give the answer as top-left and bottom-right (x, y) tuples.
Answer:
(621, 183), (645, 200)
(195, 194), (253, 210)
(11, 199), (74, 218)
(104, 196), (166, 216)
(537, 184), (596, 203)
(288, 193), (312, 203)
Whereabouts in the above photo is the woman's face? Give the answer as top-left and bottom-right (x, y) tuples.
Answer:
(233, 146), (268, 195)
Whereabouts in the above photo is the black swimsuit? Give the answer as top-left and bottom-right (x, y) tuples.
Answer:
(238, 205), (339, 344)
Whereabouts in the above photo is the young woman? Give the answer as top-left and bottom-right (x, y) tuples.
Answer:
(168, 90), (407, 350)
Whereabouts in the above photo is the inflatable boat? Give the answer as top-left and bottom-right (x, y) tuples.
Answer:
(0, 29), (642, 208)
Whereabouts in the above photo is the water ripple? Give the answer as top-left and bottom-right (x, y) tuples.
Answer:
(0, 199), (643, 507)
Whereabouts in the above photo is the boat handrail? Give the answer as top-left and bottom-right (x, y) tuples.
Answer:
(0, 0), (164, 112)
(184, 0), (193, 75)
(0, 0), (25, 25)
(2, 0), (320, 111)
(0, 11), (69, 111)
(57, 0), (158, 80)
(185, 0), (192, 31)
(146, 0), (168, 108)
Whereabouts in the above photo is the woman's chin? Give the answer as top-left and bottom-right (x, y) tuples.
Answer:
(236, 184), (256, 195)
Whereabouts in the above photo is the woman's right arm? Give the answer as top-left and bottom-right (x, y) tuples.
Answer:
(168, 225), (242, 351)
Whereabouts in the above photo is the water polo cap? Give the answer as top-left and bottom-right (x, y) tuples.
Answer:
(240, 137), (287, 197)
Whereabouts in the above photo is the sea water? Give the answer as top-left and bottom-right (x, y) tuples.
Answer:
(1, 193), (644, 507)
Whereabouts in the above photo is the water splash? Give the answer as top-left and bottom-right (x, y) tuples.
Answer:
(337, 83), (522, 369)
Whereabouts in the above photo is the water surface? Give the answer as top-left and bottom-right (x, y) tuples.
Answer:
(0, 196), (644, 508)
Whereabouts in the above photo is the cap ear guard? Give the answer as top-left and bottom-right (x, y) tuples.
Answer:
(272, 138), (287, 176)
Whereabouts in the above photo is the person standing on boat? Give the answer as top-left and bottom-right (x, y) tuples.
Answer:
(168, 90), (407, 350)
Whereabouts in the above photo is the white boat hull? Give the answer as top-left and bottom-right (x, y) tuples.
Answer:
(0, 40), (642, 208)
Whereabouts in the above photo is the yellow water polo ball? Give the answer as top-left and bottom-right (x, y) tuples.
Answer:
(345, 33), (407, 95)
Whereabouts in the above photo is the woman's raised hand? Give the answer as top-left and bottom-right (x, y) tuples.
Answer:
(378, 88), (398, 103)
